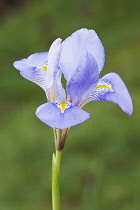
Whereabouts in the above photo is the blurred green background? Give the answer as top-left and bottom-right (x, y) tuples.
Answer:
(0, 0), (140, 209)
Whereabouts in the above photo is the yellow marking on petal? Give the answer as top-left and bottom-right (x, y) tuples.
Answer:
(60, 101), (67, 113)
(95, 85), (113, 90)
(42, 65), (48, 71)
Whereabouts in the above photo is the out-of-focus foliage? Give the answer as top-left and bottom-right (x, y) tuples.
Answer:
(0, 0), (140, 209)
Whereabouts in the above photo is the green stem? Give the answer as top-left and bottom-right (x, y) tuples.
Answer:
(52, 150), (62, 210)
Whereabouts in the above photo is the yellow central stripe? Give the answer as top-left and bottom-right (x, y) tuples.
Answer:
(60, 101), (67, 112)
(95, 85), (113, 90)
(42, 65), (48, 71)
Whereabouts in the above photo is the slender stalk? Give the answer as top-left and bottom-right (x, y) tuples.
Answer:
(52, 150), (62, 210)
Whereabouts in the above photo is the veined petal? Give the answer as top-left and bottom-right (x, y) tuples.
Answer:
(13, 52), (48, 71)
(36, 101), (90, 129)
(67, 51), (99, 106)
(47, 38), (62, 89)
(13, 52), (48, 91)
(13, 38), (62, 92)
(60, 28), (105, 80)
(27, 52), (49, 66)
(82, 73), (133, 115)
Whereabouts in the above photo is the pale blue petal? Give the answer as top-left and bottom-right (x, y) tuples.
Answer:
(67, 51), (99, 106)
(36, 102), (90, 129)
(13, 52), (48, 91)
(13, 52), (48, 70)
(13, 38), (62, 92)
(20, 68), (47, 91)
(27, 52), (48, 66)
(60, 28), (105, 80)
(13, 59), (34, 71)
(47, 38), (62, 89)
(51, 71), (66, 101)
(82, 73), (133, 115)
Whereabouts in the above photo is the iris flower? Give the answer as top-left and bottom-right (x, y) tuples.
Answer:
(13, 28), (133, 130)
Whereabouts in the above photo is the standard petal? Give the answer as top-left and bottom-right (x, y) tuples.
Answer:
(82, 72), (133, 115)
(67, 51), (99, 106)
(60, 28), (105, 80)
(51, 71), (66, 101)
(13, 52), (48, 91)
(47, 38), (62, 89)
(36, 101), (90, 129)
